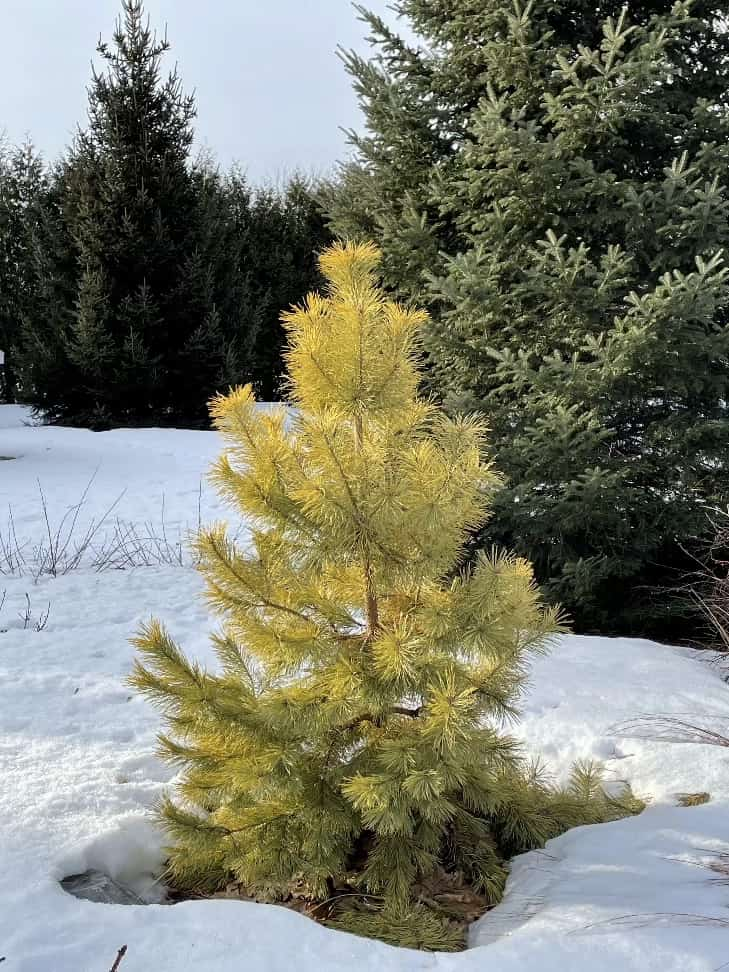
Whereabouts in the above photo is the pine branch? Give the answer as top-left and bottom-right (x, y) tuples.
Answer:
(203, 533), (316, 625)
(340, 705), (423, 733)
(353, 413), (380, 637)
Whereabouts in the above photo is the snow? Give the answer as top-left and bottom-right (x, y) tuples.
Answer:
(2, 403), (729, 971)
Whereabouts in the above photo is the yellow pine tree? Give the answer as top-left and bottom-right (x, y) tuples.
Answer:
(131, 241), (640, 950)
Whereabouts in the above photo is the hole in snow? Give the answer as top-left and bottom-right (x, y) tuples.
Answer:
(61, 869), (150, 906)
(57, 817), (168, 906)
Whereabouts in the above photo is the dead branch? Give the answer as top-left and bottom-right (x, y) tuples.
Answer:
(109, 945), (127, 972)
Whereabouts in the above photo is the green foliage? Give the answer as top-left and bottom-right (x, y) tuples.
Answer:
(14, 0), (331, 427)
(217, 171), (332, 402)
(330, 0), (729, 637)
(52, 0), (232, 426)
(131, 242), (641, 949)
(328, 902), (465, 951)
(0, 140), (57, 403)
(0, 139), (26, 402)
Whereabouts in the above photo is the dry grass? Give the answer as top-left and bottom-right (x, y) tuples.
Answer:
(0, 590), (51, 634)
(678, 508), (729, 654)
(0, 476), (208, 580)
(613, 715), (729, 748)
(677, 792), (711, 807)
(608, 713), (729, 956)
(578, 912), (729, 933)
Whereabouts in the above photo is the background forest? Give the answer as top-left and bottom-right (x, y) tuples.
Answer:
(2, 0), (729, 638)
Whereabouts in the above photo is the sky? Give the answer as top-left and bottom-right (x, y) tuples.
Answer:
(0, 0), (401, 183)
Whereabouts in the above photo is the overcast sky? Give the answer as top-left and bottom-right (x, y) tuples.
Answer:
(1, 0), (400, 183)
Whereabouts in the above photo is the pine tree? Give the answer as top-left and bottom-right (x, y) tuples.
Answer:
(328, 0), (729, 638)
(0, 139), (22, 402)
(131, 242), (640, 949)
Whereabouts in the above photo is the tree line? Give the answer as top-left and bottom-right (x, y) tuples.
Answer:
(0, 0), (331, 427)
(3, 0), (729, 642)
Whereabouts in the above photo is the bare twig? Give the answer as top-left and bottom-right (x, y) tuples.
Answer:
(576, 912), (729, 934)
(35, 601), (51, 632)
(33, 474), (127, 580)
(14, 592), (51, 632)
(109, 945), (127, 972)
(0, 482), (204, 577)
(676, 508), (729, 654)
(0, 506), (26, 575)
(613, 715), (729, 748)
(19, 593), (32, 630)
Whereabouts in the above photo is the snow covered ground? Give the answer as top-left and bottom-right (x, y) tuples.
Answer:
(3, 404), (729, 971)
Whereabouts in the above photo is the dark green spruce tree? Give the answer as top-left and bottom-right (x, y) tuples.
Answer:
(0, 140), (22, 402)
(13, 158), (78, 417)
(211, 169), (332, 402)
(11, 2), (330, 424)
(328, 0), (729, 638)
(0, 140), (48, 402)
(243, 175), (332, 400)
(62, 0), (242, 427)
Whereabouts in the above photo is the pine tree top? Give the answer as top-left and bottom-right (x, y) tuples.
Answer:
(207, 241), (509, 599)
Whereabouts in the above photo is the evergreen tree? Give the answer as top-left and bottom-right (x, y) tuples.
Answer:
(246, 175), (332, 400)
(11, 3), (330, 425)
(61, 0), (245, 427)
(329, 1), (729, 637)
(0, 140), (48, 402)
(131, 242), (639, 949)
(0, 138), (22, 402)
(13, 159), (78, 418)
(216, 170), (332, 402)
